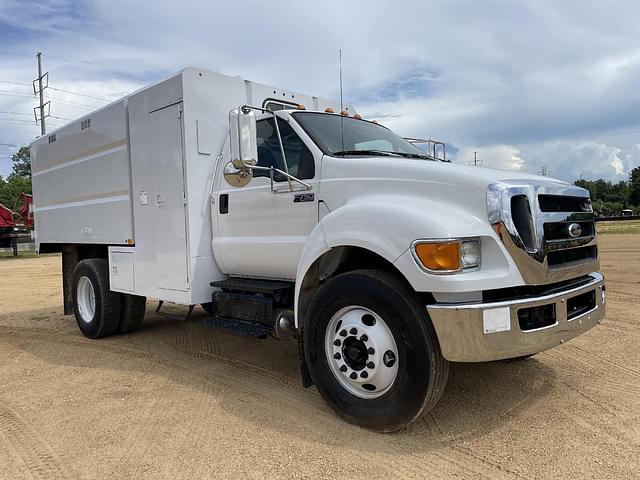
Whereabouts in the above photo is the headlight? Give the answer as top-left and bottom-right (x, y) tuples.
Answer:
(413, 239), (481, 273)
(486, 183), (504, 225)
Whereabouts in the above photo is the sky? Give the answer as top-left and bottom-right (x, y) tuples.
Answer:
(0, 0), (639, 182)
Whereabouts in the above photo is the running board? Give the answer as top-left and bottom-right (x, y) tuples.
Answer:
(211, 277), (293, 296)
(198, 316), (272, 338)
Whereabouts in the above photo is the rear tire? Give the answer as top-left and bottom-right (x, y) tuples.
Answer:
(72, 259), (121, 339)
(304, 269), (449, 432)
(118, 294), (146, 333)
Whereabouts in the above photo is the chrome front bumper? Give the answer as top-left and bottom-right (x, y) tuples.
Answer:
(427, 272), (605, 362)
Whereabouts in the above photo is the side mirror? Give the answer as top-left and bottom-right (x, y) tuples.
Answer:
(229, 107), (258, 170)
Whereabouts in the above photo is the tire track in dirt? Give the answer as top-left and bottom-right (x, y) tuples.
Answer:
(158, 341), (520, 479)
(1, 325), (526, 479)
(566, 344), (640, 377)
(0, 401), (70, 480)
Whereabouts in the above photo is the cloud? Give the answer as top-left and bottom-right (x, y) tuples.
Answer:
(519, 141), (633, 182)
(0, 1), (639, 182)
(455, 145), (525, 172)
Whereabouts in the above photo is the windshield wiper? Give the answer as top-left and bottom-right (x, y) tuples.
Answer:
(386, 151), (433, 160)
(332, 149), (433, 160)
(332, 149), (403, 157)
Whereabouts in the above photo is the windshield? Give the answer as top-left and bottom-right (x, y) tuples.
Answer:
(291, 112), (429, 159)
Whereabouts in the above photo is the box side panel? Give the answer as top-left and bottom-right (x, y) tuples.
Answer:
(128, 75), (190, 301)
(31, 101), (132, 246)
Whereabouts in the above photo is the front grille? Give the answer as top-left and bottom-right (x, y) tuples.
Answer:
(539, 195), (592, 212)
(491, 182), (599, 283)
(543, 221), (595, 241)
(547, 245), (597, 267)
(536, 193), (596, 270)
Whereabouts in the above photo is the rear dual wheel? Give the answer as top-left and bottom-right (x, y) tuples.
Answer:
(304, 269), (449, 432)
(72, 259), (146, 339)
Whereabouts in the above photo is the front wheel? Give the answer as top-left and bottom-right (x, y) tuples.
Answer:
(304, 269), (449, 432)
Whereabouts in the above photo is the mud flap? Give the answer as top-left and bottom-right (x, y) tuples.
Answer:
(298, 329), (314, 388)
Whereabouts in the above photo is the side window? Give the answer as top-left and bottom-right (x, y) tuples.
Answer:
(255, 118), (315, 181)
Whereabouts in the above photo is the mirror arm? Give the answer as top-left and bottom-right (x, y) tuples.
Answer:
(247, 165), (312, 192)
(271, 111), (293, 191)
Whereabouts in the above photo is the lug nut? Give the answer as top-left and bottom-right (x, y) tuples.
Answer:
(339, 365), (347, 372)
(360, 334), (368, 342)
(349, 372), (357, 380)
(383, 350), (396, 368)
(334, 339), (341, 346)
(367, 347), (375, 355)
(367, 361), (375, 369)
(360, 371), (368, 379)
(339, 329), (347, 337)
(333, 353), (341, 360)
(349, 327), (358, 335)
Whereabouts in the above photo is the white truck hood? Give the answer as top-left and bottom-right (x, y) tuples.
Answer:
(320, 155), (570, 219)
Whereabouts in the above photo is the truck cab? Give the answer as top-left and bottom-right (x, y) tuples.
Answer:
(30, 68), (605, 432)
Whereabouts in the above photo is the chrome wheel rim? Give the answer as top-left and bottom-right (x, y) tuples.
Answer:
(76, 276), (96, 324)
(325, 306), (399, 399)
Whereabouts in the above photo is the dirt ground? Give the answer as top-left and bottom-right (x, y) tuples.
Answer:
(0, 236), (638, 480)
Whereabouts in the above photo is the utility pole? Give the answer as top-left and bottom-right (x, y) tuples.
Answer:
(33, 52), (49, 136)
(467, 151), (482, 166)
(538, 166), (550, 176)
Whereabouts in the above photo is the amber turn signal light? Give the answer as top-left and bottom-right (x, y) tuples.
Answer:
(414, 242), (461, 272)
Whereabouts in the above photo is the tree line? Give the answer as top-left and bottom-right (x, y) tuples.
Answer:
(0, 146), (31, 209)
(574, 166), (640, 216)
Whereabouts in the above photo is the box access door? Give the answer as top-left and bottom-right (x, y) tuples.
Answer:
(148, 103), (189, 291)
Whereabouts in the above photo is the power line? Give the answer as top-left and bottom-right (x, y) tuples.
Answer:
(0, 119), (39, 125)
(0, 111), (32, 116)
(48, 86), (111, 102)
(49, 98), (99, 110)
(0, 90), (35, 99)
(0, 80), (32, 88)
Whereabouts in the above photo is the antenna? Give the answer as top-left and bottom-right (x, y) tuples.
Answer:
(339, 49), (343, 112)
(339, 49), (345, 152)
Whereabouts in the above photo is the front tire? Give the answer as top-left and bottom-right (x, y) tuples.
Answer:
(304, 269), (448, 432)
(72, 259), (121, 339)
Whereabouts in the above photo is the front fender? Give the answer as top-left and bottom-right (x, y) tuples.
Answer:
(294, 195), (524, 326)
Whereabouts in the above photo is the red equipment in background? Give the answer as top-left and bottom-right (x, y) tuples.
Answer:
(0, 193), (33, 256)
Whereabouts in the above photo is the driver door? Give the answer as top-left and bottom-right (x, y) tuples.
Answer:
(212, 115), (318, 280)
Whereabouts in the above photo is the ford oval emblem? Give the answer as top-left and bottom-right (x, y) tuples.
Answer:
(568, 223), (583, 238)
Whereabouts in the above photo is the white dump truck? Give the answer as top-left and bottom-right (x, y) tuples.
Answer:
(30, 68), (605, 431)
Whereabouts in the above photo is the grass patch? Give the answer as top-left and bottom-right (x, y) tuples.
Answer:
(0, 251), (59, 259)
(596, 220), (640, 235)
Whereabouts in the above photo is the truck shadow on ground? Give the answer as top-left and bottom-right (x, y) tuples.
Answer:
(4, 305), (558, 454)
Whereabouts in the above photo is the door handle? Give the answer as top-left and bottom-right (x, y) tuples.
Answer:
(155, 194), (164, 208)
(219, 194), (229, 214)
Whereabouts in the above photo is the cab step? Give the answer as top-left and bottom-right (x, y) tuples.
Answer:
(198, 315), (272, 338)
(210, 277), (293, 296)
(204, 277), (296, 339)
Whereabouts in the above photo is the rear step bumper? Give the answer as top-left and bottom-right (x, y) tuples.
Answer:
(427, 272), (605, 362)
